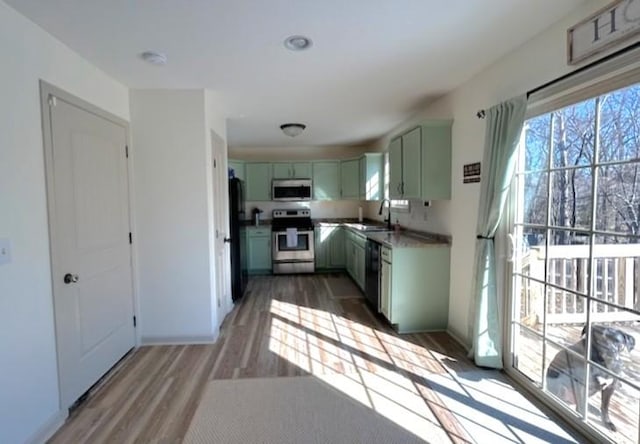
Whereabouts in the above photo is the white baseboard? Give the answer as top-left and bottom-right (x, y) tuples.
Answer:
(446, 327), (470, 352)
(25, 410), (67, 444)
(140, 334), (217, 345)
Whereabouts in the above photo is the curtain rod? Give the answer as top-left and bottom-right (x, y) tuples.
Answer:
(476, 41), (640, 119)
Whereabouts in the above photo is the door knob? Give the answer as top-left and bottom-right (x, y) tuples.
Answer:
(224, 237), (232, 243)
(64, 273), (79, 284)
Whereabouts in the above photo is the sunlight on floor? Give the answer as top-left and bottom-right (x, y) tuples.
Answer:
(268, 299), (580, 444)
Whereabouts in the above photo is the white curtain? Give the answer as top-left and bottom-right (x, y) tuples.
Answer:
(469, 95), (527, 369)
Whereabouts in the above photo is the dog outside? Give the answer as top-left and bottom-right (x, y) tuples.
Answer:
(514, 321), (640, 444)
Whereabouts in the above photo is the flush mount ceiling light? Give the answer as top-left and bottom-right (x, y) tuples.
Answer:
(284, 35), (313, 51)
(140, 50), (167, 66)
(280, 123), (306, 137)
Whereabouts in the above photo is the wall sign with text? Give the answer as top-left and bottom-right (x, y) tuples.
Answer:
(463, 162), (481, 184)
(568, 0), (640, 65)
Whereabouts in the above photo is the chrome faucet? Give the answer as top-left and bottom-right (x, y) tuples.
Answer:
(378, 199), (392, 231)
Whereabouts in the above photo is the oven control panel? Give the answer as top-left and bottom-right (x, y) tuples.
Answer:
(273, 209), (310, 218)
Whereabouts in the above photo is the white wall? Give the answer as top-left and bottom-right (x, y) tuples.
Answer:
(0, 2), (130, 443)
(130, 90), (219, 343)
(367, 0), (609, 345)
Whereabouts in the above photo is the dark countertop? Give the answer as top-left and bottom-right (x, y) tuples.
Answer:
(314, 218), (451, 248)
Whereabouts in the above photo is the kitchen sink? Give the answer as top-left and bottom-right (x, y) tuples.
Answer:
(344, 223), (390, 232)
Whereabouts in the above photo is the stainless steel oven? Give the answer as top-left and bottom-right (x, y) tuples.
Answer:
(271, 209), (315, 274)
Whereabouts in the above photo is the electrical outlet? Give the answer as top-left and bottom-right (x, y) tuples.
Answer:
(0, 238), (11, 265)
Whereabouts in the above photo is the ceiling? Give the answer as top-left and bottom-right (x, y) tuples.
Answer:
(8, 0), (585, 147)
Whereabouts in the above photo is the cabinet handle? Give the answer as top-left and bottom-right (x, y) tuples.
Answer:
(401, 182), (404, 195)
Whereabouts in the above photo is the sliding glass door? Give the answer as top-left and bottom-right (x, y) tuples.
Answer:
(508, 80), (640, 443)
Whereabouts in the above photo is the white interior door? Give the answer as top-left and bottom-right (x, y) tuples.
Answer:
(212, 131), (232, 326)
(43, 86), (135, 409)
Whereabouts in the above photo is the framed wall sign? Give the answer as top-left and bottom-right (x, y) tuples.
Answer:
(463, 162), (481, 184)
(567, 0), (640, 65)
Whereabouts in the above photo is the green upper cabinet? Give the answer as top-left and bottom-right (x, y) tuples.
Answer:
(340, 159), (360, 200)
(312, 161), (341, 200)
(359, 153), (384, 201)
(272, 163), (292, 179)
(402, 127), (422, 199)
(388, 121), (452, 201)
(292, 162), (311, 179)
(229, 159), (245, 181)
(388, 138), (403, 199)
(272, 162), (312, 179)
(421, 121), (452, 200)
(245, 162), (272, 201)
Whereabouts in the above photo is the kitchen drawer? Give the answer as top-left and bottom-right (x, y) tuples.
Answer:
(247, 227), (271, 237)
(381, 246), (392, 262)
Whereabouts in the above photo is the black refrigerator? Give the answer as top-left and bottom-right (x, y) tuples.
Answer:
(229, 178), (247, 302)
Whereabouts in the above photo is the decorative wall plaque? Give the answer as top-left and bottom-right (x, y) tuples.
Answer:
(463, 162), (481, 184)
(568, 0), (640, 65)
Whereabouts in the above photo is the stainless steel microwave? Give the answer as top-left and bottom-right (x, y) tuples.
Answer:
(272, 179), (312, 201)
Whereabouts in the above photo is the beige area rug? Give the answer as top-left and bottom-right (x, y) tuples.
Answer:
(324, 275), (364, 299)
(184, 376), (427, 444)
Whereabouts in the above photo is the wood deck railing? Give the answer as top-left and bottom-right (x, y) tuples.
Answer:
(519, 244), (639, 324)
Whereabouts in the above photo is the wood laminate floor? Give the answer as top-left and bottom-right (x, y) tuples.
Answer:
(47, 274), (573, 444)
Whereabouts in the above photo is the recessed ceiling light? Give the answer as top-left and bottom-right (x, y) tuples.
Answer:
(140, 50), (167, 66)
(284, 35), (312, 51)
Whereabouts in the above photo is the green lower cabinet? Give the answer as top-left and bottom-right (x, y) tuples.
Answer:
(247, 228), (272, 274)
(354, 244), (365, 290)
(328, 227), (345, 267)
(383, 245), (450, 333)
(344, 230), (366, 291)
(315, 226), (345, 270)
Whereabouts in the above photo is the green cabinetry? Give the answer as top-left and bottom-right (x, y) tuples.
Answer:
(388, 121), (452, 201)
(272, 162), (311, 179)
(229, 159), (245, 180)
(381, 244), (450, 333)
(359, 153), (384, 201)
(345, 229), (366, 291)
(312, 161), (341, 200)
(315, 225), (345, 269)
(340, 159), (360, 200)
(389, 138), (403, 199)
(246, 227), (272, 274)
(421, 122), (452, 200)
(245, 162), (272, 201)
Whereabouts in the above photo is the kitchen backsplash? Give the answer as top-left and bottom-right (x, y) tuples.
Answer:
(244, 200), (363, 221)
(363, 199), (451, 235)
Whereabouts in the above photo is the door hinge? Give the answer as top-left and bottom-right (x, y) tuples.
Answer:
(133, 316), (137, 327)
(48, 95), (57, 107)
(129, 232), (133, 244)
(125, 145), (129, 158)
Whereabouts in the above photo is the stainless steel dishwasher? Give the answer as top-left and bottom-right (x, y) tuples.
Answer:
(365, 239), (381, 312)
